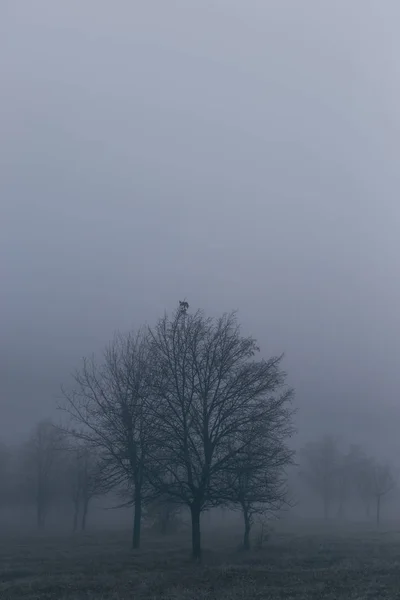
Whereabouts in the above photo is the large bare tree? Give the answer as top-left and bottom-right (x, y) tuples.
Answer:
(60, 329), (156, 548)
(148, 305), (294, 560)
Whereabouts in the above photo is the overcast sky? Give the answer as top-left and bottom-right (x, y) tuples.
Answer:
(1, 1), (400, 454)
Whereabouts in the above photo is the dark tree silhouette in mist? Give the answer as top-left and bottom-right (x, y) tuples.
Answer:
(299, 435), (341, 520)
(60, 329), (156, 549)
(148, 303), (294, 560)
(25, 420), (63, 529)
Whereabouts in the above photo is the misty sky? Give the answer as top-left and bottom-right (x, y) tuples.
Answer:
(2, 1), (400, 454)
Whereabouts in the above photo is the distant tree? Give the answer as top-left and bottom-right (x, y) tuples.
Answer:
(336, 444), (365, 519)
(0, 442), (10, 509)
(148, 305), (294, 560)
(221, 415), (294, 550)
(60, 329), (156, 549)
(353, 454), (375, 519)
(24, 420), (63, 528)
(145, 493), (182, 535)
(355, 458), (396, 525)
(372, 462), (396, 525)
(66, 443), (109, 531)
(299, 435), (341, 520)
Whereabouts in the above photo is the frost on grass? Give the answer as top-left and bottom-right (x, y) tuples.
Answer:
(1, 529), (400, 599)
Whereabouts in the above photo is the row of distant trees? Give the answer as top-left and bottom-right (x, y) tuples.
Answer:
(1, 429), (395, 542)
(299, 435), (396, 524)
(0, 420), (187, 534)
(0, 421), (106, 532)
(1, 303), (395, 559)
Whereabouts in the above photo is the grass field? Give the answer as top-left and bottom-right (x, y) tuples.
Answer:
(1, 524), (400, 599)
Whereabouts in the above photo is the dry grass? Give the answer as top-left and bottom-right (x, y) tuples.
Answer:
(1, 525), (400, 599)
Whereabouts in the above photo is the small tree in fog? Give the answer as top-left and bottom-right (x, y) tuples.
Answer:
(0, 442), (10, 510)
(145, 493), (181, 535)
(353, 455), (375, 519)
(60, 329), (156, 549)
(372, 462), (395, 525)
(299, 435), (341, 520)
(67, 443), (109, 531)
(355, 458), (396, 525)
(24, 420), (63, 529)
(336, 444), (365, 519)
(148, 305), (294, 560)
(220, 412), (294, 550)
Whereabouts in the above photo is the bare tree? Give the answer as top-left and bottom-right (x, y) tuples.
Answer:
(148, 305), (294, 560)
(336, 444), (365, 519)
(299, 435), (341, 520)
(0, 442), (10, 510)
(25, 420), (63, 529)
(66, 443), (109, 531)
(60, 329), (156, 548)
(222, 433), (294, 550)
(355, 458), (396, 526)
(145, 493), (182, 535)
(372, 462), (396, 525)
(353, 454), (375, 519)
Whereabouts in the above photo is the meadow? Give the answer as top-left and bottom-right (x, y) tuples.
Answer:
(1, 521), (400, 599)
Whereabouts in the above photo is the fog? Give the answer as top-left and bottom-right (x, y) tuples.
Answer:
(2, 0), (400, 463)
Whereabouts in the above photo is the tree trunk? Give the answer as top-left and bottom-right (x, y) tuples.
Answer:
(190, 503), (202, 561)
(242, 508), (251, 550)
(81, 498), (89, 531)
(132, 487), (142, 549)
(376, 495), (381, 526)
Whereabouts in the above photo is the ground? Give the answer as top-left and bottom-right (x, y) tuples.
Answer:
(1, 525), (400, 599)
